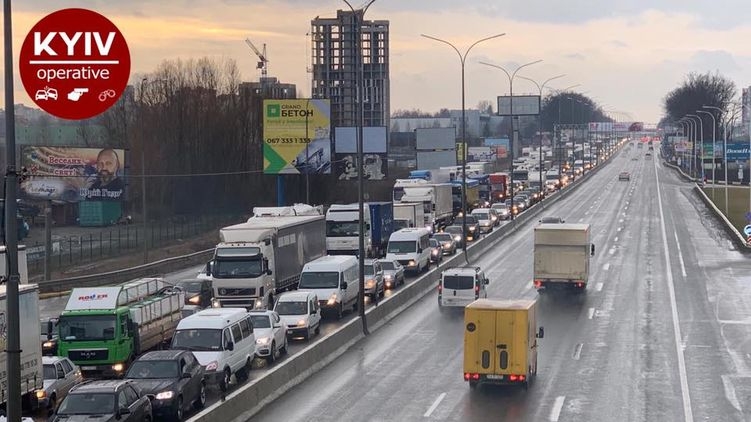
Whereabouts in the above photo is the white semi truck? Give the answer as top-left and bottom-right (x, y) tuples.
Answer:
(399, 183), (453, 232)
(208, 212), (327, 309)
(0, 284), (43, 410)
(392, 202), (425, 231)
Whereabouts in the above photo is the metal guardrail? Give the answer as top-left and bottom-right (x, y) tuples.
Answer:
(36, 248), (214, 294)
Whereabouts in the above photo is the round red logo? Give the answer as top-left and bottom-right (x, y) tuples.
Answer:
(19, 8), (131, 120)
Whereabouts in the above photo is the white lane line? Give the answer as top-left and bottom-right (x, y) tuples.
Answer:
(655, 159), (694, 422)
(614, 236), (619, 242)
(587, 308), (595, 319)
(550, 396), (566, 421)
(573, 343), (583, 360)
(423, 392), (446, 417)
(672, 229), (688, 278)
(608, 248), (616, 255)
(579, 218), (584, 222)
(596, 282), (604, 291)
(603, 263), (610, 271)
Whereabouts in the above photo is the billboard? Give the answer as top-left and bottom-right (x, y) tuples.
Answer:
(669, 136), (691, 153)
(417, 151), (457, 169)
(468, 147), (496, 162)
(334, 153), (388, 181)
(726, 143), (750, 161)
(497, 95), (540, 116)
(263, 99), (331, 175)
(483, 138), (510, 158)
(416, 127), (456, 150)
(334, 126), (388, 153)
(21, 146), (126, 202)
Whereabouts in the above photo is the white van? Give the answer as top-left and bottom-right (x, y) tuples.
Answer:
(297, 255), (359, 320)
(438, 266), (489, 309)
(171, 308), (256, 392)
(274, 291), (322, 341)
(385, 228), (431, 274)
(470, 209), (494, 233)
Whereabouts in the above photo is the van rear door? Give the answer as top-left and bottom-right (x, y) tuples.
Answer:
(442, 274), (478, 305)
(494, 310), (528, 377)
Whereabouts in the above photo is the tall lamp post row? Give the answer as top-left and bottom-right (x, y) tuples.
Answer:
(421, 33), (505, 260)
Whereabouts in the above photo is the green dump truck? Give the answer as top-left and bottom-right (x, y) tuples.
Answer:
(57, 278), (185, 378)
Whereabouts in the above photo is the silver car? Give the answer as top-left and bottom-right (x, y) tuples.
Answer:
(363, 259), (385, 298)
(380, 260), (405, 289)
(39, 356), (83, 411)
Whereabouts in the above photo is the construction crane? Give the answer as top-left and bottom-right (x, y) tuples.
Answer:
(244, 38), (269, 79)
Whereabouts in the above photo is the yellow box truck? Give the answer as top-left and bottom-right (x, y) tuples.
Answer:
(463, 299), (544, 389)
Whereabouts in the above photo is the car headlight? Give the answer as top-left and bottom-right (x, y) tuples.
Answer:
(432, 249), (439, 256)
(365, 279), (376, 289)
(409, 260), (416, 267)
(156, 391), (174, 400)
(469, 226), (476, 231)
(454, 235), (461, 241)
(188, 295), (201, 304)
(36, 390), (46, 399)
(442, 242), (451, 248)
(212, 299), (221, 308)
(327, 293), (338, 305)
(297, 319), (307, 327)
(112, 363), (125, 372)
(256, 337), (270, 345)
(43, 341), (53, 348)
(384, 274), (393, 280)
(206, 361), (218, 371)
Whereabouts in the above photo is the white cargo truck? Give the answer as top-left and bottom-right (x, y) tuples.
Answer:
(400, 183), (453, 231)
(0, 284), (43, 410)
(393, 203), (425, 231)
(533, 223), (595, 292)
(208, 213), (326, 309)
(0, 245), (28, 284)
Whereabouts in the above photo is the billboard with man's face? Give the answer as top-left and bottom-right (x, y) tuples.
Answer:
(20, 146), (126, 202)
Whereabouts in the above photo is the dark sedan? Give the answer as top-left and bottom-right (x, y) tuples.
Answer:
(125, 350), (206, 421)
(175, 279), (213, 309)
(443, 225), (466, 248)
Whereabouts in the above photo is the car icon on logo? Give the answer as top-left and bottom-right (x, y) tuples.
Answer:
(34, 87), (58, 101)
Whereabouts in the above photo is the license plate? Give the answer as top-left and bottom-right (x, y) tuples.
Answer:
(486, 374), (504, 380)
(81, 366), (97, 371)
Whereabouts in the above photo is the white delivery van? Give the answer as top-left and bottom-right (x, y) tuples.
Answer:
(171, 308), (256, 392)
(273, 291), (322, 341)
(438, 266), (489, 309)
(297, 255), (359, 320)
(385, 228), (431, 274)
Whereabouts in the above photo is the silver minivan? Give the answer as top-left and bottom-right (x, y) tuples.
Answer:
(438, 267), (489, 309)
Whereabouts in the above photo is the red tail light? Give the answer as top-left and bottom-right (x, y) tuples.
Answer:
(438, 284), (443, 294)
(519, 375), (525, 381)
(534, 280), (542, 288)
(472, 373), (480, 380)
(464, 373), (470, 381)
(510, 375), (518, 381)
(474, 285), (479, 293)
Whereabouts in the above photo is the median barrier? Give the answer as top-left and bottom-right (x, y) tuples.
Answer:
(188, 149), (624, 422)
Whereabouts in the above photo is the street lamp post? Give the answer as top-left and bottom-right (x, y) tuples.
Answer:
(687, 114), (703, 182)
(421, 32), (505, 259)
(682, 116), (696, 177)
(479, 59), (543, 221)
(703, 105), (730, 216)
(697, 109), (716, 195)
(517, 74), (565, 207)
(342, 0), (377, 334)
(139, 78), (150, 264)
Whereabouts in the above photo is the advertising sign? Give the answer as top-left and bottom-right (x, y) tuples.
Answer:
(263, 99), (331, 175)
(484, 138), (509, 158)
(726, 143), (751, 161)
(497, 95), (540, 116)
(334, 153), (388, 181)
(21, 146), (126, 202)
(416, 127), (456, 150)
(468, 147), (496, 162)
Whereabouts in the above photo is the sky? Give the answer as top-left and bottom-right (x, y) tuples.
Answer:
(8, 0), (751, 124)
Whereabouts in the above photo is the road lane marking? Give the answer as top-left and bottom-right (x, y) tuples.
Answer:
(423, 392), (446, 417)
(672, 229), (687, 278)
(603, 263), (610, 271)
(614, 236), (619, 242)
(573, 343), (583, 360)
(608, 248), (616, 255)
(596, 282), (603, 291)
(550, 396), (565, 421)
(655, 159), (694, 422)
(579, 218), (584, 222)
(587, 308), (595, 319)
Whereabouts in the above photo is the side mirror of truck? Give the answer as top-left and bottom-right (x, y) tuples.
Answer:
(590, 244), (595, 256)
(47, 320), (54, 340)
(340, 282), (348, 290)
(537, 327), (545, 339)
(205, 261), (213, 276)
(484, 278), (490, 285)
(226, 341), (234, 351)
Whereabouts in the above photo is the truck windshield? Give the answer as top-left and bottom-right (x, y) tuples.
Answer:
(58, 315), (116, 341)
(298, 271), (340, 289)
(213, 258), (262, 278)
(388, 241), (416, 254)
(326, 221), (359, 237)
(171, 329), (223, 351)
(442, 275), (475, 290)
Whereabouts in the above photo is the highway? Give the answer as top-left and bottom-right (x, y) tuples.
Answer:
(249, 147), (751, 422)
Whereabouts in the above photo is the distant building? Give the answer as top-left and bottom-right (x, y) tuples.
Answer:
(240, 77), (296, 100)
(390, 117), (453, 133)
(311, 10), (390, 131)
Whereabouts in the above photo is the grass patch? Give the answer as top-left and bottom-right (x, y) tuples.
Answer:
(701, 186), (751, 233)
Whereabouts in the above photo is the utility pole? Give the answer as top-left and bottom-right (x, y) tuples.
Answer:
(3, 0), (23, 419)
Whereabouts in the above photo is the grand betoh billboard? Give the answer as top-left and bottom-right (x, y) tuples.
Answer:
(263, 99), (332, 175)
(21, 146), (126, 202)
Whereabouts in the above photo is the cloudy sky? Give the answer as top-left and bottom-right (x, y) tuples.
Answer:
(9, 0), (751, 123)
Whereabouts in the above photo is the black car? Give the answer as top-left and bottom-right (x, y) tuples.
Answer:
(124, 350), (206, 421)
(41, 317), (59, 356)
(443, 226), (466, 248)
(51, 379), (153, 422)
(175, 279), (213, 308)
